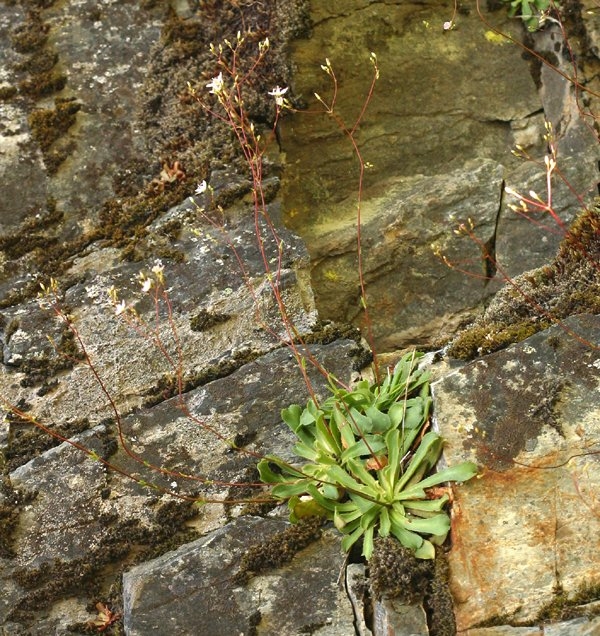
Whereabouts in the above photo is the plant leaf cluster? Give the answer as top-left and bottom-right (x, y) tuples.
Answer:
(258, 352), (477, 559)
(502, 0), (552, 31)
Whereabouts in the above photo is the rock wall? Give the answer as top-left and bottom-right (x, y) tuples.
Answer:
(0, 0), (598, 634)
(281, 1), (600, 350)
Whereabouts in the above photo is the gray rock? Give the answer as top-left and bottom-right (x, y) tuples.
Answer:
(282, 3), (599, 350)
(1, 0), (599, 633)
(466, 616), (600, 635)
(123, 517), (355, 636)
(1, 339), (364, 632)
(283, 2), (540, 205)
(463, 627), (543, 635)
(346, 563), (372, 636)
(497, 25), (600, 279)
(0, 205), (318, 429)
(544, 613), (600, 635)
(372, 598), (428, 636)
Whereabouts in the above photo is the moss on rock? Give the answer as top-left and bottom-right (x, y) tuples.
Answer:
(235, 516), (325, 584)
(448, 205), (600, 360)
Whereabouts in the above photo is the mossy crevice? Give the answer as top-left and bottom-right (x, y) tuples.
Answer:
(8, 498), (200, 624)
(536, 581), (600, 622)
(13, 316), (85, 388)
(0, 478), (37, 559)
(369, 538), (457, 636)
(3, 416), (90, 473)
(2, 0), (308, 313)
(190, 309), (232, 332)
(0, 198), (63, 260)
(141, 347), (264, 407)
(449, 205), (600, 360)
(10, 7), (66, 101)
(10, 10), (49, 54)
(234, 515), (325, 585)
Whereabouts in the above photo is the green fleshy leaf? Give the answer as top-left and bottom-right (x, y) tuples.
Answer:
(333, 406), (356, 449)
(345, 459), (382, 493)
(387, 401), (406, 427)
(333, 508), (347, 530)
(348, 407), (375, 435)
(335, 508), (363, 528)
(385, 428), (401, 473)
(359, 502), (383, 530)
(281, 404), (303, 431)
(362, 524), (375, 559)
(260, 350), (478, 562)
(404, 400), (426, 429)
(288, 496), (330, 522)
(396, 426), (420, 458)
(341, 524), (366, 553)
(292, 441), (319, 462)
(365, 405), (391, 433)
(389, 522), (424, 552)
(379, 506), (391, 537)
(404, 495), (449, 515)
(340, 436), (387, 463)
(322, 483), (340, 500)
(314, 414), (341, 456)
(271, 481), (312, 499)
(257, 457), (304, 484)
(396, 512), (451, 536)
(306, 483), (339, 511)
(414, 539), (436, 560)
(396, 431), (443, 490)
(401, 461), (478, 498)
(347, 491), (380, 514)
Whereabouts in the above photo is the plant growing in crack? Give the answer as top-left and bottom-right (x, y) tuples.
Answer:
(0, 32), (479, 577)
(501, 0), (553, 31)
(258, 352), (477, 559)
(192, 38), (478, 558)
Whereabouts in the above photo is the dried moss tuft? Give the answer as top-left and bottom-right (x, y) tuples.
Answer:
(11, 11), (49, 53)
(28, 97), (80, 173)
(235, 516), (325, 584)
(369, 537), (433, 604)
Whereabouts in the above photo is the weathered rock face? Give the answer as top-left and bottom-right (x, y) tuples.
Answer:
(305, 159), (506, 350)
(0, 0), (599, 634)
(281, 2), (600, 349)
(1, 337), (367, 633)
(433, 314), (600, 629)
(122, 517), (355, 636)
(0, 205), (319, 428)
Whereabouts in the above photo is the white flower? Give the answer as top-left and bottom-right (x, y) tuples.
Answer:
(151, 260), (164, 275)
(141, 277), (153, 293)
(195, 180), (207, 195)
(115, 300), (127, 316)
(268, 85), (289, 107)
(206, 72), (224, 94)
(443, 20), (455, 30)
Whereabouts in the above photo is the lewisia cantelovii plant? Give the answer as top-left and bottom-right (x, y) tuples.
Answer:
(1, 34), (479, 562)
